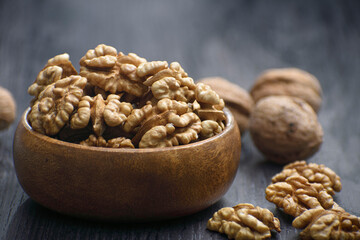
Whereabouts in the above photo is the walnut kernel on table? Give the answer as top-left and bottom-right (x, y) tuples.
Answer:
(0, 86), (16, 131)
(249, 96), (323, 164)
(272, 161), (342, 196)
(207, 203), (281, 240)
(265, 174), (334, 217)
(26, 44), (227, 148)
(292, 207), (360, 240)
(198, 77), (254, 134)
(250, 68), (322, 112)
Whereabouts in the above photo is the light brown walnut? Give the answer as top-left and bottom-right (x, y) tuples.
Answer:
(70, 94), (132, 136)
(266, 175), (334, 217)
(207, 203), (281, 240)
(28, 53), (78, 105)
(293, 207), (360, 240)
(272, 161), (342, 195)
(146, 62), (196, 102)
(249, 96), (323, 164)
(79, 44), (148, 97)
(123, 101), (155, 133)
(46, 53), (78, 77)
(138, 111), (201, 148)
(28, 66), (63, 105)
(28, 75), (87, 135)
(250, 68), (322, 112)
(200, 120), (223, 139)
(192, 83), (226, 124)
(199, 77), (254, 134)
(0, 86), (16, 131)
(195, 82), (220, 105)
(80, 134), (134, 148)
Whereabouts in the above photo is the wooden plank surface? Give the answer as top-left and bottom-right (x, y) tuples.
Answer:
(1, 0), (359, 239)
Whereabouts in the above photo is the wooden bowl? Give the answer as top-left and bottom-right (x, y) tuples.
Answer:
(13, 108), (241, 221)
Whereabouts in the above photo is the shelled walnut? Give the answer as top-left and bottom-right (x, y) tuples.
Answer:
(198, 77), (254, 134)
(70, 94), (132, 136)
(80, 134), (134, 148)
(28, 75), (87, 135)
(250, 68), (322, 112)
(272, 161), (342, 195)
(207, 203), (281, 240)
(28, 53), (78, 105)
(249, 96), (323, 164)
(0, 86), (16, 131)
(27, 44), (227, 148)
(292, 207), (360, 240)
(265, 175), (334, 217)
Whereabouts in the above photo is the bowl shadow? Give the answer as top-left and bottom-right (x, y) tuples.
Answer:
(5, 197), (226, 240)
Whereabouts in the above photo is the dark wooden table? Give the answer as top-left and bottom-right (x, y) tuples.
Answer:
(1, 0), (359, 239)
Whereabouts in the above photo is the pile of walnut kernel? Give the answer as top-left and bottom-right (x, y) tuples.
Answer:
(266, 161), (360, 240)
(27, 44), (226, 148)
(208, 161), (360, 240)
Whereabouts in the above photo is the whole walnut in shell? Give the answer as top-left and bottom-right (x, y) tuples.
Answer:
(249, 96), (323, 164)
(250, 68), (322, 112)
(198, 77), (254, 134)
(0, 86), (16, 131)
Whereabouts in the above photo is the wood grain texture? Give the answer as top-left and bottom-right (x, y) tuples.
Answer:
(1, 0), (359, 239)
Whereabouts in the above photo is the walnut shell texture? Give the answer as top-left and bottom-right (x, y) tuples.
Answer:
(198, 77), (254, 134)
(249, 96), (323, 164)
(250, 68), (322, 112)
(0, 86), (16, 130)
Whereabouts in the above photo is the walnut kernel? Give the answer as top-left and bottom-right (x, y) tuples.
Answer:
(28, 75), (87, 135)
(207, 203), (281, 240)
(292, 207), (360, 240)
(265, 175), (334, 217)
(272, 161), (342, 195)
(198, 77), (254, 134)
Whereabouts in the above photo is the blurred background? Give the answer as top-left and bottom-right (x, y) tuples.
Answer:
(1, 0), (359, 239)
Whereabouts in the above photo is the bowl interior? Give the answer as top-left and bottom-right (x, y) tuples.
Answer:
(21, 107), (235, 152)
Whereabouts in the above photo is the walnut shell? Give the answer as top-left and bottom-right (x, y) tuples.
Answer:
(0, 86), (16, 130)
(198, 77), (254, 134)
(249, 96), (323, 164)
(250, 68), (322, 112)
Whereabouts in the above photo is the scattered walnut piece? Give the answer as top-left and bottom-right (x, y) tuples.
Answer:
(207, 203), (281, 240)
(28, 66), (63, 105)
(79, 44), (148, 97)
(249, 96), (323, 164)
(46, 53), (78, 78)
(28, 53), (78, 105)
(265, 175), (334, 217)
(139, 124), (178, 148)
(250, 68), (322, 112)
(70, 94), (132, 136)
(0, 86), (16, 131)
(272, 161), (342, 195)
(28, 75), (87, 135)
(123, 101), (155, 133)
(200, 120), (223, 139)
(138, 111), (201, 148)
(80, 134), (134, 148)
(292, 207), (360, 240)
(193, 83), (226, 124)
(146, 62), (196, 102)
(198, 77), (254, 134)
